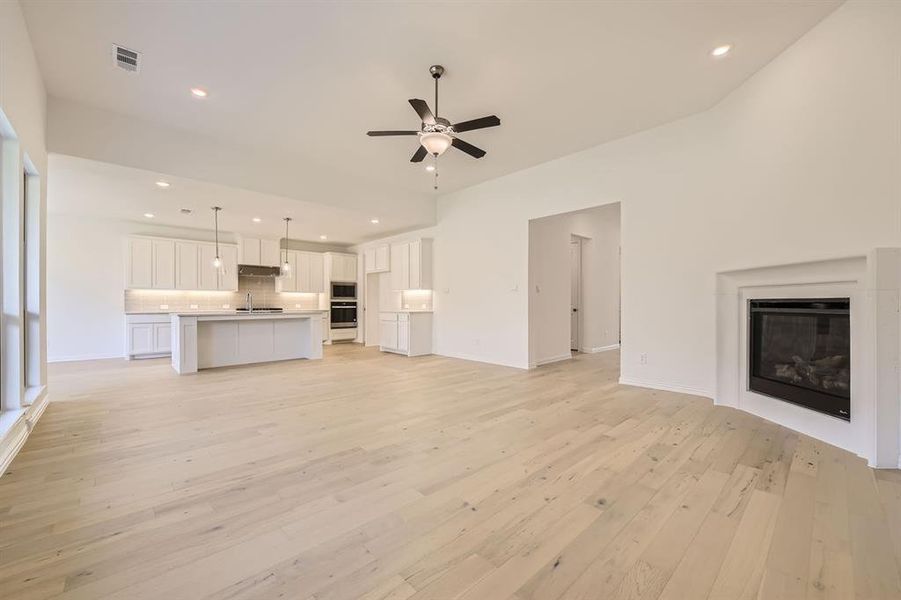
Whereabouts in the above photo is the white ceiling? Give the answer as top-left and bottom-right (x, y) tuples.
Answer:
(24, 1), (839, 230)
(48, 155), (386, 244)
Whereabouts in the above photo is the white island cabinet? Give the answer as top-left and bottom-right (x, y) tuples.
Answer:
(171, 312), (324, 374)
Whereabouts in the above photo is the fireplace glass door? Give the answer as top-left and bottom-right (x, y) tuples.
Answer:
(748, 299), (850, 421)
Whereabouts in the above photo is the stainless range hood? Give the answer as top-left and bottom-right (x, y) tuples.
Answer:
(237, 265), (282, 278)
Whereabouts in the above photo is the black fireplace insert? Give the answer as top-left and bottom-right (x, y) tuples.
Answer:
(748, 298), (850, 421)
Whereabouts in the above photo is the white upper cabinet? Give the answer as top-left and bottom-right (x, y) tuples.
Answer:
(277, 251), (326, 293)
(198, 244), (220, 290)
(125, 236), (238, 291)
(239, 237), (281, 267)
(327, 252), (357, 283)
(126, 238), (153, 288)
(389, 239), (432, 291)
(260, 240), (281, 267)
(240, 237), (260, 266)
(175, 242), (199, 290)
(365, 244), (390, 274)
(308, 252), (325, 293)
(151, 240), (176, 289)
(218, 245), (239, 291)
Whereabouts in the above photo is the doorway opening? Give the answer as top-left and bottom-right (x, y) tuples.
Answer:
(528, 203), (621, 370)
(570, 236), (583, 352)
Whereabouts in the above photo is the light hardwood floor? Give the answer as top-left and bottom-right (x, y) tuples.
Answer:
(2, 345), (901, 599)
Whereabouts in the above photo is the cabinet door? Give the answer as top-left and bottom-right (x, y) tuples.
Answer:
(126, 238), (153, 289)
(278, 251), (297, 292)
(344, 254), (357, 281)
(375, 245), (389, 272)
(198, 244), (219, 290)
(218, 245), (239, 291)
(321, 314), (328, 342)
(397, 319), (409, 352)
(153, 323), (171, 353)
(261, 240), (281, 267)
(129, 324), (154, 355)
(364, 248), (376, 273)
(379, 319), (398, 350)
(409, 240), (421, 289)
(297, 252), (311, 292)
(389, 243), (408, 290)
(175, 242), (199, 290)
(152, 240), (176, 289)
(241, 238), (261, 265)
(309, 253), (324, 293)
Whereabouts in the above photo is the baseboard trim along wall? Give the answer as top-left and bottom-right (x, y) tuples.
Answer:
(581, 344), (620, 354)
(48, 353), (124, 363)
(618, 376), (712, 399)
(530, 353), (573, 368)
(0, 391), (49, 478)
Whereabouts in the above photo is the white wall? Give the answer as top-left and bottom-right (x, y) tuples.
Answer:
(434, 0), (901, 388)
(46, 213), (240, 361)
(529, 204), (620, 366)
(0, 0), (49, 467)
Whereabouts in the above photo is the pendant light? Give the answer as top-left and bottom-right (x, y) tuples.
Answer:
(281, 217), (293, 275)
(211, 206), (223, 268)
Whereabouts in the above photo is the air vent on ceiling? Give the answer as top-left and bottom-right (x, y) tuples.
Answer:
(112, 44), (141, 73)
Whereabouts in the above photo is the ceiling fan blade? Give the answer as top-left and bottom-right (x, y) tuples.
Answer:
(451, 137), (486, 159)
(410, 145), (428, 163)
(408, 99), (436, 125)
(452, 115), (500, 133)
(367, 130), (419, 136)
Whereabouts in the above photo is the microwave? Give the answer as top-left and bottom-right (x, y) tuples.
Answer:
(331, 282), (356, 300)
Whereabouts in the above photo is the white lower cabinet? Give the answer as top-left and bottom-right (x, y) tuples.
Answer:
(126, 314), (173, 359)
(379, 312), (431, 356)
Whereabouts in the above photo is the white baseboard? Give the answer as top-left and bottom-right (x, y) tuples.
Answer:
(0, 391), (49, 478)
(529, 353), (573, 369)
(48, 353), (123, 363)
(581, 343), (620, 354)
(618, 376), (712, 399)
(434, 350), (529, 370)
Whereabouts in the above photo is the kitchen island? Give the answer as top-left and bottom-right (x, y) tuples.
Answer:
(171, 311), (323, 374)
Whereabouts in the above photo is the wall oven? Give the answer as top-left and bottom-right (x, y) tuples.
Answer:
(330, 301), (358, 329)
(331, 282), (356, 300)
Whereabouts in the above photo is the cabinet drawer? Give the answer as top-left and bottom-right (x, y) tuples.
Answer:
(379, 312), (398, 322)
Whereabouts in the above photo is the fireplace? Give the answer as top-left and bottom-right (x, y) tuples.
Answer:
(748, 298), (850, 421)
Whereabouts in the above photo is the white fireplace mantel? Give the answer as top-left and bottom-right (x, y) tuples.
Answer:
(715, 249), (900, 468)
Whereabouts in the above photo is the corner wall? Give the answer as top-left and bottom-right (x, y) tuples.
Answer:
(434, 0), (901, 385)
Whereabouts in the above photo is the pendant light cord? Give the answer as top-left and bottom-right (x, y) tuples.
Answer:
(213, 206), (220, 259)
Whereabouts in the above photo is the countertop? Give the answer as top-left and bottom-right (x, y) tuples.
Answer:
(126, 309), (328, 316)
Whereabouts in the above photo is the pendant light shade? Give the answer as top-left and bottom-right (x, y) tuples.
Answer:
(281, 217), (292, 275)
(211, 206), (223, 270)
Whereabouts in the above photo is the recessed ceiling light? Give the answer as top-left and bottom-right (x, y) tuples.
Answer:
(425, 165), (436, 172)
(252, 217), (261, 223)
(319, 235), (328, 240)
(155, 180), (170, 188)
(144, 213), (155, 218)
(711, 44), (732, 57)
(190, 87), (208, 98)
(370, 218), (380, 224)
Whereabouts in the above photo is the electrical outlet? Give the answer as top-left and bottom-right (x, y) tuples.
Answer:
(295, 303), (302, 308)
(189, 304), (199, 309)
(640, 353), (648, 365)
(159, 304), (169, 310)
(222, 303), (230, 309)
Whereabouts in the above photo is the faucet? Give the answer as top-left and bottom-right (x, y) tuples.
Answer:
(245, 291), (253, 312)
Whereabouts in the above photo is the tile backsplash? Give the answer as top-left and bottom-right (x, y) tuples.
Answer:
(124, 275), (323, 313)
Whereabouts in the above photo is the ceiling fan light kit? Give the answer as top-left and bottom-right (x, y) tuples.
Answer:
(366, 65), (501, 189)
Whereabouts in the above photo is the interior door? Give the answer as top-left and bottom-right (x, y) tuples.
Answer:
(571, 239), (581, 351)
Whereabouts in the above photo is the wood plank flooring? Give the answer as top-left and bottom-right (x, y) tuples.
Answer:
(1, 345), (900, 599)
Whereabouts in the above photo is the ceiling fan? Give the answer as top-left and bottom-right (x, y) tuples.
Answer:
(366, 65), (501, 178)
